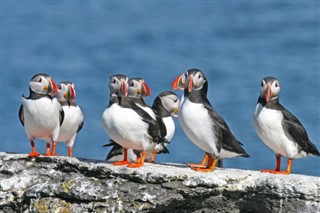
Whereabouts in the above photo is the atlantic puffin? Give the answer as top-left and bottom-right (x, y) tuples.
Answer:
(56, 82), (84, 157)
(253, 76), (319, 174)
(19, 73), (64, 157)
(172, 68), (249, 172)
(105, 90), (180, 163)
(102, 75), (165, 168)
(148, 91), (180, 162)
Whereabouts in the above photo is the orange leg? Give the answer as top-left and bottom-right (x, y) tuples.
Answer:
(68, 147), (73, 157)
(192, 155), (217, 172)
(128, 151), (146, 168)
(51, 141), (58, 156)
(43, 143), (51, 156)
(28, 141), (40, 157)
(261, 155), (282, 173)
(135, 152), (142, 164)
(187, 153), (208, 168)
(270, 159), (292, 175)
(149, 150), (157, 163)
(113, 148), (130, 166)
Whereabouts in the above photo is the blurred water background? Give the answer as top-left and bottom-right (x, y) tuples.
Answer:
(1, 1), (319, 176)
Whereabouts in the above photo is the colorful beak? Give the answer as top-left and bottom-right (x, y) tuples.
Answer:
(68, 84), (76, 100)
(121, 79), (127, 96)
(141, 82), (151, 96)
(188, 75), (193, 93)
(50, 79), (58, 95)
(172, 74), (184, 90)
(265, 84), (271, 102)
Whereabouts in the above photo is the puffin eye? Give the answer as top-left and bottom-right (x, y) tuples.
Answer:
(260, 81), (263, 87)
(38, 78), (42, 83)
(198, 74), (201, 79)
(275, 82), (279, 87)
(58, 85), (62, 90)
(173, 98), (178, 103)
(112, 78), (116, 84)
(130, 82), (134, 87)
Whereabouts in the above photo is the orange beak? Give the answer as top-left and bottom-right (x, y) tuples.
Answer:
(68, 84), (76, 100)
(265, 84), (271, 102)
(172, 74), (184, 90)
(142, 82), (151, 96)
(188, 75), (193, 93)
(121, 79), (127, 96)
(50, 79), (58, 95)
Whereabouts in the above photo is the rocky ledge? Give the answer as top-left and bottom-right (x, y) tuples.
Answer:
(0, 152), (319, 213)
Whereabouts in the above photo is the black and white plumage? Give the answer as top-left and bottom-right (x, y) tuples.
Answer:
(253, 76), (319, 174)
(102, 75), (165, 168)
(56, 82), (84, 157)
(172, 69), (249, 172)
(19, 73), (64, 157)
(105, 90), (180, 163)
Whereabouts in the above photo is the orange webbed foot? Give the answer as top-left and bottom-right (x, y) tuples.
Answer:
(261, 169), (290, 175)
(191, 167), (214, 172)
(28, 151), (40, 157)
(187, 163), (206, 168)
(112, 160), (130, 166)
(127, 163), (144, 168)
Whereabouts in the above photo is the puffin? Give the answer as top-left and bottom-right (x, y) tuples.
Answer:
(172, 68), (249, 172)
(148, 91), (180, 162)
(105, 90), (180, 163)
(18, 73), (64, 157)
(102, 75), (165, 168)
(253, 76), (320, 175)
(56, 82), (84, 157)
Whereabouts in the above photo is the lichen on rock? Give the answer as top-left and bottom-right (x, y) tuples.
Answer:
(0, 152), (319, 212)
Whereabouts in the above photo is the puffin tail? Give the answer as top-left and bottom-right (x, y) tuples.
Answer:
(308, 140), (320, 156)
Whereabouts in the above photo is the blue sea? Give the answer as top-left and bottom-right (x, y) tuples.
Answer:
(1, 1), (319, 176)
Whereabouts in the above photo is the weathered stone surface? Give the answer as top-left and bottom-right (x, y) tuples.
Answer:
(0, 152), (319, 212)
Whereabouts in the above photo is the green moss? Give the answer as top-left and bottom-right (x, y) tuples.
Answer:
(33, 199), (49, 213)
(58, 200), (71, 213)
(61, 179), (74, 193)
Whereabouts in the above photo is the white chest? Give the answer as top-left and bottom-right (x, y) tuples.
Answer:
(102, 104), (151, 150)
(179, 98), (218, 156)
(22, 97), (61, 140)
(58, 105), (83, 143)
(253, 104), (302, 158)
(162, 116), (175, 141)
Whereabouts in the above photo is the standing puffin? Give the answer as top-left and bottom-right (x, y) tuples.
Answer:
(253, 76), (319, 175)
(102, 75), (165, 168)
(172, 68), (249, 172)
(56, 82), (84, 157)
(105, 90), (180, 163)
(19, 73), (64, 157)
(148, 91), (180, 162)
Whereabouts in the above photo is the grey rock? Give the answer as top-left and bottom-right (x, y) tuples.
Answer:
(0, 152), (319, 213)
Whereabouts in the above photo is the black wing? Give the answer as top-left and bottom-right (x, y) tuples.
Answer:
(18, 104), (24, 126)
(203, 99), (249, 157)
(105, 141), (124, 161)
(59, 107), (65, 126)
(156, 116), (167, 138)
(77, 107), (84, 133)
(129, 101), (167, 144)
(277, 104), (320, 156)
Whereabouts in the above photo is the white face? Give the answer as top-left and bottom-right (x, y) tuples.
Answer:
(190, 71), (206, 91)
(160, 94), (180, 117)
(29, 75), (51, 95)
(128, 79), (142, 97)
(109, 76), (128, 96)
(57, 83), (75, 102)
(260, 78), (281, 101)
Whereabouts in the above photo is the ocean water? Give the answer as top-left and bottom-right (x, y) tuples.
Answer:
(1, 2), (319, 176)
